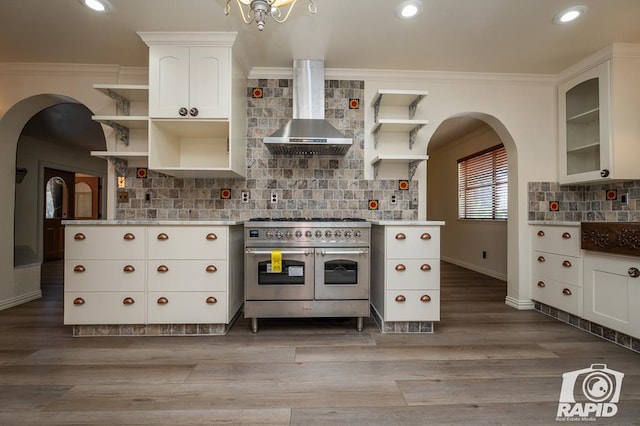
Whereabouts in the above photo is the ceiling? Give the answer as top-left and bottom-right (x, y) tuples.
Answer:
(3, 0), (640, 152)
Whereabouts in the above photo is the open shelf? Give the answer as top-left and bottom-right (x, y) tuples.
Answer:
(371, 154), (429, 180)
(93, 84), (149, 102)
(92, 115), (149, 129)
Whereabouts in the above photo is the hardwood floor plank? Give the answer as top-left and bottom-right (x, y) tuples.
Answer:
(0, 385), (71, 412)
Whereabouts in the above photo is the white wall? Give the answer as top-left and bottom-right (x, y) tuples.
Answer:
(427, 126), (507, 280)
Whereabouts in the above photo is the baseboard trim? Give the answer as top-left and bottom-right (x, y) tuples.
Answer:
(505, 296), (535, 310)
(441, 256), (507, 281)
(0, 290), (42, 311)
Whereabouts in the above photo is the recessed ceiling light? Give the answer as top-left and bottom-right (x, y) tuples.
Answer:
(81, 0), (109, 13)
(396, 0), (423, 20)
(553, 5), (587, 24)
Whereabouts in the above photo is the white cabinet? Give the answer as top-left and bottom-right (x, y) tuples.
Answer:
(530, 224), (582, 316)
(583, 252), (640, 339)
(148, 46), (230, 119)
(64, 226), (147, 325)
(559, 48), (640, 184)
(369, 90), (429, 180)
(371, 223), (444, 331)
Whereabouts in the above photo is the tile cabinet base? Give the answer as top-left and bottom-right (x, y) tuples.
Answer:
(370, 304), (434, 333)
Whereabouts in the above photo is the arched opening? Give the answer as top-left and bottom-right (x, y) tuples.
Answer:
(426, 112), (518, 304)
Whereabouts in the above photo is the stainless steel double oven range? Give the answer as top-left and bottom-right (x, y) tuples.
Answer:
(244, 218), (371, 333)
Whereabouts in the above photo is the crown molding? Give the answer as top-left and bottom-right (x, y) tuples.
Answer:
(0, 62), (121, 78)
(137, 31), (237, 47)
(558, 43), (640, 82)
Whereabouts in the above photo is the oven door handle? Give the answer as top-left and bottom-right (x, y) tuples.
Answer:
(245, 249), (313, 256)
(317, 249), (369, 256)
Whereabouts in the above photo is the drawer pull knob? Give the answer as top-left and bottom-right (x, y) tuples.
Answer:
(157, 297), (169, 305)
(206, 265), (218, 272)
(206, 233), (218, 240)
(562, 232), (571, 239)
(157, 265), (169, 273)
(562, 260), (572, 268)
(420, 294), (431, 302)
(206, 296), (218, 304)
(420, 232), (432, 240)
(628, 267), (640, 278)
(537, 281), (546, 288)
(178, 107), (188, 116)
(189, 107), (199, 117)
(74, 233), (86, 240)
(123, 265), (135, 272)
(123, 233), (135, 240)
(395, 233), (406, 240)
(157, 233), (169, 240)
(122, 297), (135, 305)
(537, 256), (545, 263)
(395, 264), (406, 271)
(420, 264), (431, 271)
(73, 297), (85, 305)
(395, 295), (406, 302)
(562, 288), (572, 296)
(73, 265), (85, 273)
(537, 230), (545, 237)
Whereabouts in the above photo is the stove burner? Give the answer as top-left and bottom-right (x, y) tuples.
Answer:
(249, 217), (366, 222)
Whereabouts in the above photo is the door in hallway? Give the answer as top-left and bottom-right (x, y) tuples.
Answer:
(43, 168), (75, 261)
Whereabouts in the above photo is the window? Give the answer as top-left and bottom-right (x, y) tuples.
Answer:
(458, 144), (507, 220)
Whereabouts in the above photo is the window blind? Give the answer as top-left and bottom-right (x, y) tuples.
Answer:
(458, 145), (508, 220)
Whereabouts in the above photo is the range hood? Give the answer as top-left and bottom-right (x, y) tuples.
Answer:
(263, 60), (352, 155)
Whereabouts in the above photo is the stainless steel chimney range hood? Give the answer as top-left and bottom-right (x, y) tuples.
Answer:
(263, 60), (352, 155)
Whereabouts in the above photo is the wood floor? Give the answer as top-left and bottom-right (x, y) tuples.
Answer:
(0, 261), (638, 425)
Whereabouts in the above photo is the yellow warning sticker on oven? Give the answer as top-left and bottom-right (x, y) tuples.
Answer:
(271, 250), (282, 273)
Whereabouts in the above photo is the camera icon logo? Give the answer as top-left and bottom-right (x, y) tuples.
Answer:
(557, 364), (624, 419)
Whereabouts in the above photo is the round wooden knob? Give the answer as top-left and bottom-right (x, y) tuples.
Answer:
(562, 288), (572, 296)
(562, 260), (572, 268)
(74, 233), (86, 240)
(122, 297), (135, 305)
(537, 256), (545, 263)
(537, 230), (545, 237)
(206, 233), (218, 240)
(206, 296), (217, 304)
(157, 265), (169, 273)
(420, 233), (431, 240)
(420, 264), (431, 271)
(206, 265), (218, 272)
(123, 265), (135, 272)
(537, 281), (546, 288)
(123, 233), (135, 240)
(73, 297), (85, 305)
(420, 294), (431, 302)
(395, 233), (406, 240)
(157, 233), (169, 240)
(395, 295), (406, 302)
(562, 232), (571, 239)
(395, 264), (406, 271)
(156, 297), (169, 305)
(73, 265), (85, 273)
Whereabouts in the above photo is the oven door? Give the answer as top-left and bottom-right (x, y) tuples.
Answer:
(315, 248), (369, 300)
(245, 249), (315, 300)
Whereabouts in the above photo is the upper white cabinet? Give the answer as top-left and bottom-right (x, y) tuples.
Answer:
(559, 47), (640, 184)
(148, 46), (230, 119)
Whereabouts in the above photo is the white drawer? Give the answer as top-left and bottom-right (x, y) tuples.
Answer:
(65, 260), (145, 292)
(64, 292), (145, 325)
(532, 278), (582, 316)
(65, 226), (146, 260)
(147, 260), (228, 292)
(531, 226), (580, 257)
(385, 259), (440, 290)
(148, 227), (228, 260)
(385, 289), (440, 321)
(532, 251), (581, 286)
(147, 291), (227, 324)
(385, 226), (440, 259)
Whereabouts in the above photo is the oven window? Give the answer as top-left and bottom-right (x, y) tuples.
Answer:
(324, 260), (358, 285)
(258, 260), (305, 285)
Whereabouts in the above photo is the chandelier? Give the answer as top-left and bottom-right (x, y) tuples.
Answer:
(225, 0), (317, 31)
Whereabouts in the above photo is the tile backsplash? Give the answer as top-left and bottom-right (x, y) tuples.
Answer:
(116, 79), (418, 221)
(528, 181), (640, 222)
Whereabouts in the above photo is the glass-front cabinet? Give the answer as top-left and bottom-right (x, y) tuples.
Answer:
(559, 61), (610, 184)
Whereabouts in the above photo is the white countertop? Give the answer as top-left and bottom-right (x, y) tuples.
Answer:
(62, 220), (243, 226)
(370, 220), (446, 226)
(528, 221), (581, 226)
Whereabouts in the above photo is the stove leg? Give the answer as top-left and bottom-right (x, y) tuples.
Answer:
(251, 318), (259, 333)
(356, 317), (364, 332)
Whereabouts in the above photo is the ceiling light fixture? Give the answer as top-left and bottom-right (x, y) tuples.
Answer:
(396, 0), (423, 19)
(81, 0), (110, 12)
(553, 5), (587, 24)
(225, 0), (317, 31)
